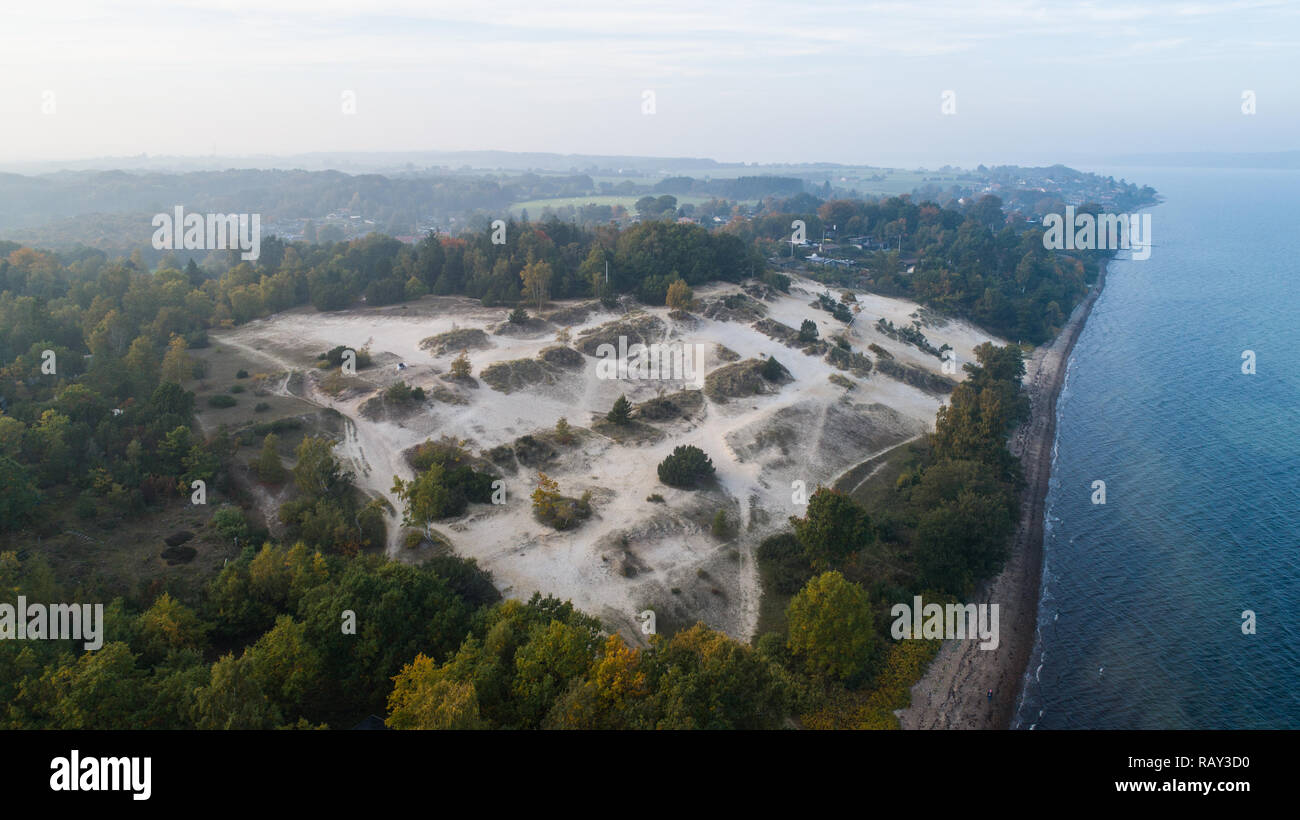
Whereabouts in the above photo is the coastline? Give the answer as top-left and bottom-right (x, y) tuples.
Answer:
(897, 256), (1110, 730)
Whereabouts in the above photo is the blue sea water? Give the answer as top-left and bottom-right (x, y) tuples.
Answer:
(1013, 167), (1300, 730)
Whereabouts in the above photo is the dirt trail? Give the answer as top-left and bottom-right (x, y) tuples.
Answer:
(215, 334), (409, 553)
(898, 260), (1109, 730)
(833, 433), (924, 497)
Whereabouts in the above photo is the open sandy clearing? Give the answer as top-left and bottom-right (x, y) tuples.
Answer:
(211, 275), (1004, 640)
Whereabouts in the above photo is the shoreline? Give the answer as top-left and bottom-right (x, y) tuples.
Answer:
(897, 256), (1110, 730)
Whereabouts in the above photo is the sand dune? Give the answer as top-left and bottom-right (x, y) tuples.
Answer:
(213, 275), (1003, 640)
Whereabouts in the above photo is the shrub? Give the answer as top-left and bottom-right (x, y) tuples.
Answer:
(508, 306), (529, 324)
(761, 271), (791, 292)
(229, 384), (245, 394)
(554, 417), (574, 444)
(449, 351), (472, 379)
(254, 402), (271, 413)
(760, 355), (785, 381)
(657, 445), (715, 488)
(665, 279), (694, 310)
(798, 319), (819, 343)
(211, 506), (250, 544)
(318, 345), (371, 369)
(236, 369), (250, 379)
(530, 472), (591, 530)
(207, 394), (237, 408)
(756, 532), (813, 594)
(385, 381), (425, 403)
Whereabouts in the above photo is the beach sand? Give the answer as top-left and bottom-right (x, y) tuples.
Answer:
(898, 258), (1109, 730)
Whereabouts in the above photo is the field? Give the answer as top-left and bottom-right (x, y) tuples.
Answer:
(508, 194), (719, 218)
(17, 480), (239, 603)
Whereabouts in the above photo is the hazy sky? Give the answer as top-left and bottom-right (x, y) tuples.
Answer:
(1, 0), (1297, 167)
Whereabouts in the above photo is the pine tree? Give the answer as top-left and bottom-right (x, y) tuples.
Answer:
(555, 417), (574, 444)
(606, 395), (632, 425)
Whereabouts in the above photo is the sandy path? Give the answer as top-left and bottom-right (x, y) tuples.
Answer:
(897, 259), (1109, 730)
(213, 334), (411, 553)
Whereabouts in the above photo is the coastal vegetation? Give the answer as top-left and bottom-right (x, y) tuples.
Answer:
(0, 174), (1112, 728)
(754, 341), (1027, 726)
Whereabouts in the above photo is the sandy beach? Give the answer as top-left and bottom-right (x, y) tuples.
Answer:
(898, 258), (1110, 730)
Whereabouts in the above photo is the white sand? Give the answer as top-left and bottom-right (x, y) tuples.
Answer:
(213, 275), (1004, 640)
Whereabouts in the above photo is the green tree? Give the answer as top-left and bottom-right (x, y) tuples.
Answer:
(513, 620), (599, 725)
(38, 642), (153, 730)
(160, 333), (195, 383)
(392, 463), (457, 535)
(785, 571), (875, 683)
(554, 416), (574, 444)
(531, 472), (561, 520)
(212, 506), (250, 545)
(292, 436), (350, 499)
(192, 652), (282, 730)
(914, 489), (1013, 594)
(387, 654), (487, 729)
(760, 355), (785, 381)
(605, 394), (632, 425)
(520, 258), (554, 312)
(543, 634), (648, 729)
(136, 593), (209, 663)
(0, 456), (41, 531)
(256, 433), (287, 483)
(788, 487), (872, 570)
(657, 445), (715, 488)
(641, 624), (796, 729)
(798, 318), (819, 342)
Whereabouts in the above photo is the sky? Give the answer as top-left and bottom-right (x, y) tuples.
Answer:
(1, 0), (1297, 168)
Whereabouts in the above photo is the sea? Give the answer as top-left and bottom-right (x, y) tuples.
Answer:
(1013, 166), (1300, 729)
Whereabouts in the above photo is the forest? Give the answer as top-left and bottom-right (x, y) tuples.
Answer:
(0, 192), (1097, 728)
